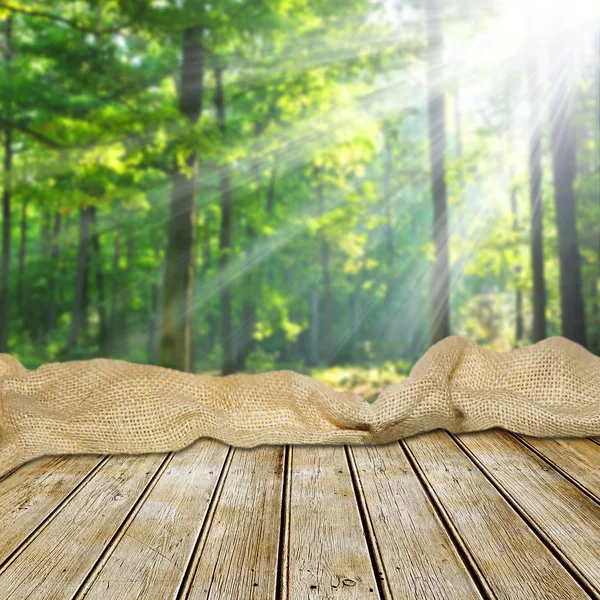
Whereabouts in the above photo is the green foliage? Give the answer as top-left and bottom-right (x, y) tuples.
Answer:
(0, 0), (598, 372)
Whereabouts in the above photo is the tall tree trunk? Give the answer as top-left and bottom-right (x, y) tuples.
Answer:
(148, 242), (162, 364)
(89, 206), (108, 355)
(266, 159), (277, 215)
(351, 277), (363, 363)
(0, 17), (12, 353)
(383, 136), (396, 347)
(110, 230), (121, 353)
(527, 33), (547, 342)
(81, 226), (90, 341)
(590, 276), (599, 353)
(505, 82), (524, 345)
(41, 206), (52, 256)
(69, 206), (91, 355)
(426, 0), (451, 344)
(264, 160), (277, 287)
(317, 176), (333, 363)
(453, 86), (465, 191)
(309, 288), (320, 366)
(234, 129), (265, 372)
(548, 28), (587, 346)
(407, 214), (419, 359)
(159, 25), (203, 372)
(16, 200), (27, 306)
(215, 64), (235, 376)
(46, 212), (61, 343)
(510, 187), (524, 343)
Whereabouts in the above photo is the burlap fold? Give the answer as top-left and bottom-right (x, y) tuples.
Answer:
(1, 335), (599, 478)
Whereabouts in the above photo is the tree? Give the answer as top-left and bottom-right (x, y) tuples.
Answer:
(548, 23), (587, 346)
(526, 25), (547, 342)
(89, 205), (108, 355)
(68, 206), (90, 354)
(425, 0), (451, 344)
(0, 16), (12, 352)
(317, 172), (334, 364)
(215, 63), (235, 375)
(158, 22), (204, 372)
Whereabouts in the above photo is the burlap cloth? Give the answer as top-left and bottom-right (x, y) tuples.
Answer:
(1, 335), (598, 477)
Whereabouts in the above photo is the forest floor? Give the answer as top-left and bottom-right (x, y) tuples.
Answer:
(198, 363), (409, 402)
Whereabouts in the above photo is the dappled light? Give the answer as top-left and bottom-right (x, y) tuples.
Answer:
(0, 0), (597, 379)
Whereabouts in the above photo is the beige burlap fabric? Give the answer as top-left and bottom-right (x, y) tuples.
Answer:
(1, 335), (598, 477)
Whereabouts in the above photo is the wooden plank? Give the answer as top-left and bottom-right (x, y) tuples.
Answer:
(455, 430), (600, 596)
(0, 453), (167, 600)
(404, 431), (591, 600)
(0, 454), (105, 567)
(515, 435), (600, 499)
(348, 444), (483, 599)
(184, 446), (284, 600)
(76, 440), (231, 600)
(286, 446), (380, 599)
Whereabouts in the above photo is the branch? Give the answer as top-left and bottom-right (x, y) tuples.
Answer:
(0, 117), (63, 148)
(0, 2), (128, 35)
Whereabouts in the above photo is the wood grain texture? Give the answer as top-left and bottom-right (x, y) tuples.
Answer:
(0, 455), (104, 567)
(286, 445), (380, 599)
(404, 430), (590, 600)
(455, 430), (600, 596)
(348, 443), (483, 599)
(0, 453), (166, 600)
(0, 432), (598, 599)
(515, 435), (600, 499)
(77, 440), (230, 600)
(185, 446), (284, 600)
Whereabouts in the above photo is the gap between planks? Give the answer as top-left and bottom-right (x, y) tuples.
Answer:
(275, 445), (292, 600)
(72, 452), (175, 599)
(398, 440), (498, 600)
(449, 432), (600, 600)
(344, 445), (393, 600)
(174, 446), (235, 600)
(0, 455), (110, 576)
(509, 434), (600, 506)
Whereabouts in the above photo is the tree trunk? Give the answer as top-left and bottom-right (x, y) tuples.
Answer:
(110, 230), (121, 354)
(0, 17), (12, 353)
(0, 126), (11, 353)
(89, 206), (108, 355)
(46, 212), (61, 342)
(159, 25), (203, 372)
(16, 200), (27, 306)
(309, 288), (320, 366)
(408, 215), (419, 358)
(590, 276), (599, 353)
(510, 187), (524, 343)
(317, 177), (334, 363)
(266, 159), (277, 215)
(215, 64), (235, 376)
(148, 242), (162, 364)
(426, 0), (451, 344)
(548, 27), (587, 346)
(453, 86), (465, 191)
(69, 206), (91, 355)
(505, 82), (524, 345)
(527, 33), (547, 342)
(383, 136), (396, 347)
(351, 280), (362, 363)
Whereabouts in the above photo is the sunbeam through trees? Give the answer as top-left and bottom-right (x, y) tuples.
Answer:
(0, 0), (598, 382)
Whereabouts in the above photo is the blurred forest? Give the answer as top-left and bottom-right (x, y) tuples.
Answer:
(0, 0), (598, 385)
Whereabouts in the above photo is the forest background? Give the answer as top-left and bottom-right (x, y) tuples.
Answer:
(0, 0), (598, 396)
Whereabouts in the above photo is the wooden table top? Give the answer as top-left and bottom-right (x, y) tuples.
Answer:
(0, 430), (598, 599)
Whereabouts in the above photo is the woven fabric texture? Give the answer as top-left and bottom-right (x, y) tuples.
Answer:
(1, 335), (599, 477)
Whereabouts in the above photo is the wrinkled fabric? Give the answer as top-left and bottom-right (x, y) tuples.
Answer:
(1, 336), (598, 477)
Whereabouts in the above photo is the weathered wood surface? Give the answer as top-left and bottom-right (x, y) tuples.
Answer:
(0, 430), (598, 600)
